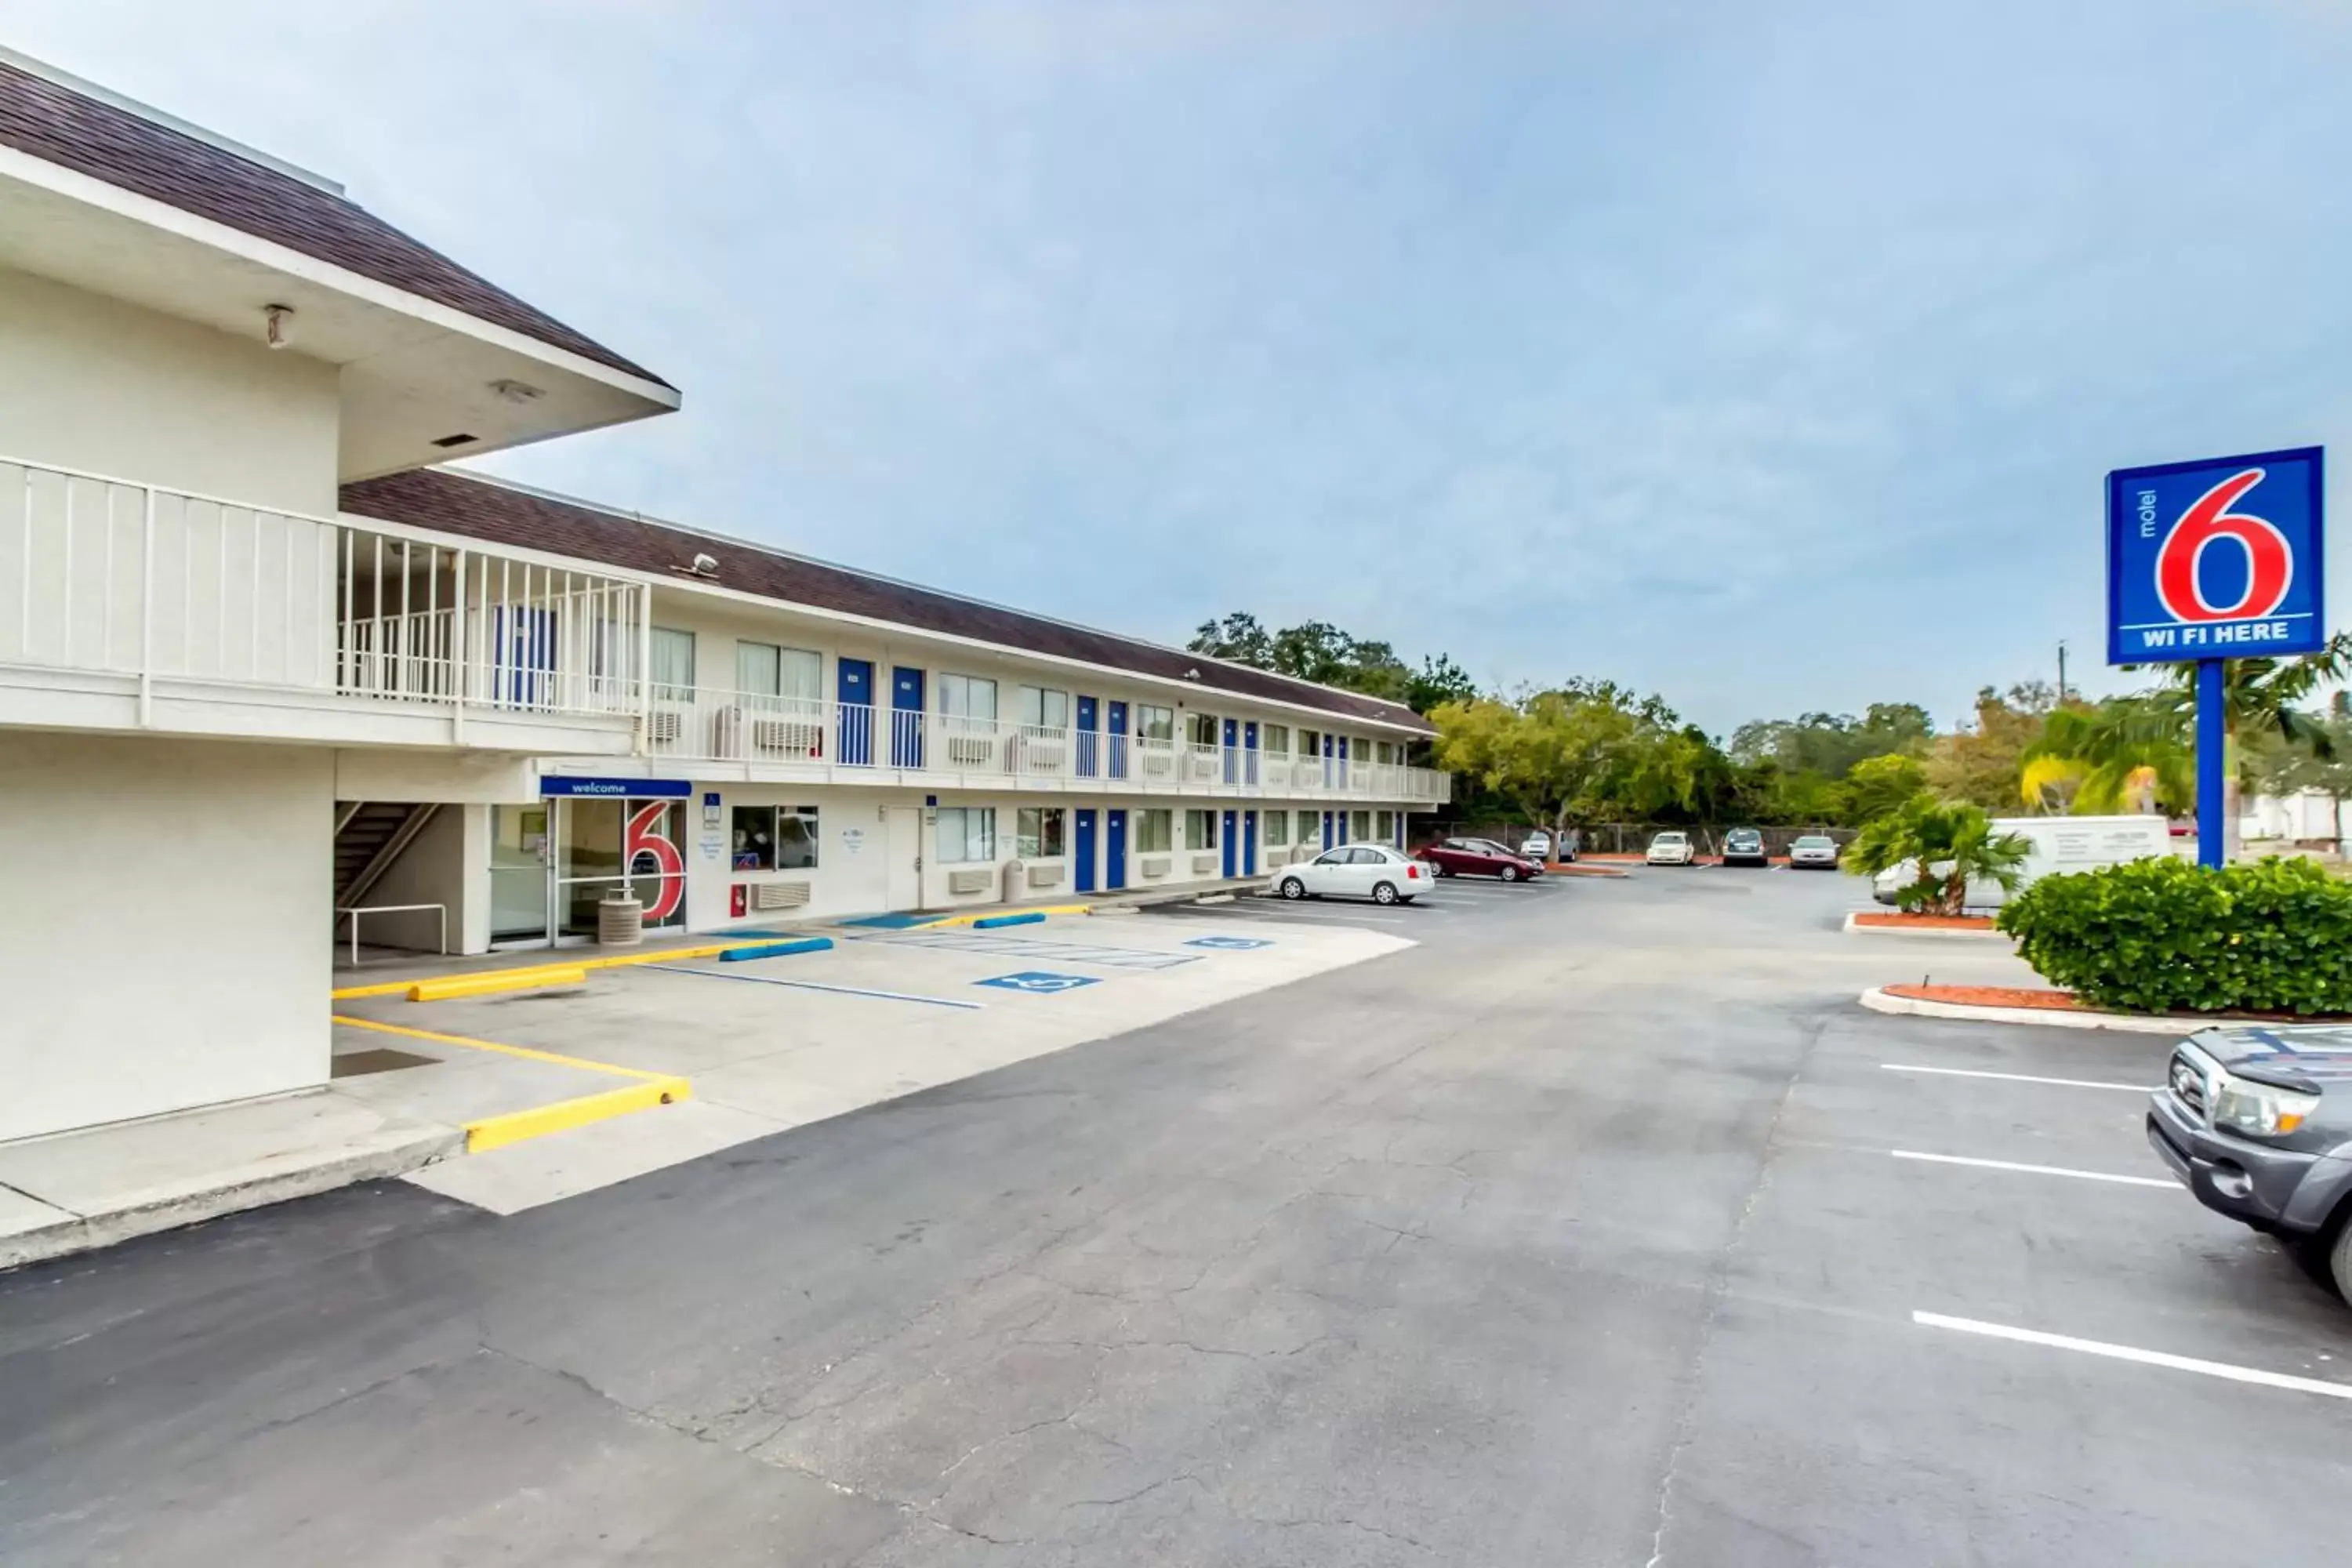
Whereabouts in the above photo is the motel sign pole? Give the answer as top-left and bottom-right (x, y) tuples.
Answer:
(2195, 659), (2226, 871)
(2106, 446), (2325, 873)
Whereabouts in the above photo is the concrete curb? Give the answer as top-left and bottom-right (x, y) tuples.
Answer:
(1842, 913), (2011, 940)
(0, 1122), (462, 1272)
(1858, 985), (2187, 1035)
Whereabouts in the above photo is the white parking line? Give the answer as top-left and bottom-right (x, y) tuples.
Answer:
(1881, 1063), (2156, 1092)
(1891, 1149), (2177, 1188)
(1914, 1312), (2352, 1401)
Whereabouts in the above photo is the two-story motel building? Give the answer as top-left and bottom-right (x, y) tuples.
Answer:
(0, 49), (1447, 1144)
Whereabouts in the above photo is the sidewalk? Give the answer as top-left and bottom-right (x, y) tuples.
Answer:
(0, 1091), (461, 1270)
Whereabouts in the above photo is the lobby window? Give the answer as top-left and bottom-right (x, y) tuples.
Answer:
(937, 807), (996, 863)
(1016, 807), (1066, 858)
(732, 804), (819, 871)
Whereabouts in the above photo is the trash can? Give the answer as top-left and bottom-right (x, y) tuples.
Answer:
(597, 889), (644, 947)
(1001, 858), (1025, 904)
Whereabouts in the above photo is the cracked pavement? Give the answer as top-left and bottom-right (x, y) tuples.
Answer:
(8, 872), (2343, 1564)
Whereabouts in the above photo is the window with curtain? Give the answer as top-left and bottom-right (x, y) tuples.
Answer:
(1015, 807), (1066, 858)
(1186, 809), (1218, 849)
(1377, 810), (1395, 842)
(650, 627), (695, 702)
(1265, 811), (1291, 847)
(1018, 685), (1069, 731)
(779, 648), (822, 704)
(1264, 723), (1290, 756)
(936, 806), (995, 863)
(1186, 712), (1218, 746)
(1136, 704), (1174, 743)
(1135, 810), (1173, 852)
(1298, 810), (1319, 842)
(939, 674), (998, 722)
(1352, 810), (1372, 841)
(736, 641), (780, 696)
(1299, 728), (1321, 760)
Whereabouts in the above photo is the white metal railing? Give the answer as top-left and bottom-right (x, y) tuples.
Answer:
(638, 686), (1451, 802)
(0, 452), (644, 723)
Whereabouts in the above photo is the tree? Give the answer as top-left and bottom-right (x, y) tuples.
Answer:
(1730, 703), (1932, 779)
(1428, 682), (1658, 844)
(1840, 753), (1929, 824)
(1188, 611), (1461, 711)
(2021, 697), (2192, 814)
(1840, 797), (2031, 916)
(2143, 636), (2350, 857)
(1926, 684), (2065, 811)
(1407, 654), (1478, 715)
(2247, 691), (2352, 853)
(1189, 612), (1274, 669)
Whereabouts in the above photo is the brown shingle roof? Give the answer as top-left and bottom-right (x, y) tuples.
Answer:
(340, 469), (1435, 735)
(0, 56), (668, 387)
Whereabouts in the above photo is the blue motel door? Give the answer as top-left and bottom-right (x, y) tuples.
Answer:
(1221, 809), (1237, 877)
(1074, 808), (1098, 893)
(1105, 809), (1128, 890)
(1243, 809), (1258, 875)
(837, 658), (873, 765)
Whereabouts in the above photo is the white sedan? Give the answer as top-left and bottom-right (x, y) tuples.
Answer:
(1274, 844), (1430, 906)
(1646, 830), (1697, 866)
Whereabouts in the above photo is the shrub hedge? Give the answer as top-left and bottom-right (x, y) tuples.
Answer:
(1997, 855), (2352, 1016)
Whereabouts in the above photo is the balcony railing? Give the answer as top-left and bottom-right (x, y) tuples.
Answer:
(643, 687), (1451, 802)
(0, 453), (644, 725)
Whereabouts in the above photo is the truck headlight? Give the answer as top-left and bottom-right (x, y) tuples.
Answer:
(2212, 1079), (2320, 1138)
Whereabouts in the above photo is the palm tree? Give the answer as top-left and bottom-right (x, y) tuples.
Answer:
(1841, 797), (2031, 916)
(2020, 696), (2192, 814)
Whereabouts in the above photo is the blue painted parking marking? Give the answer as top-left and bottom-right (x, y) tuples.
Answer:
(975, 971), (1102, 995)
(1184, 936), (1273, 950)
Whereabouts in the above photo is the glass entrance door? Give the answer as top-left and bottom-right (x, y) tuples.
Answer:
(551, 796), (688, 941)
(489, 804), (552, 947)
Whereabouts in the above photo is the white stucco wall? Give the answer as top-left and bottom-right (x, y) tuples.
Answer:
(0, 265), (342, 515)
(0, 733), (332, 1142)
(353, 800), (488, 956)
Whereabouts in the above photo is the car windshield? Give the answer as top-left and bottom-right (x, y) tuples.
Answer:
(1794, 836), (1832, 848)
(1653, 833), (1686, 845)
(1729, 830), (1760, 843)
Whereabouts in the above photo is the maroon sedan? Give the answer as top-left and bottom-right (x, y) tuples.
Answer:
(1415, 836), (1544, 883)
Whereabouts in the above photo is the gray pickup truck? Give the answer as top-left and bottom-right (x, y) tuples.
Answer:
(2148, 1024), (2352, 1305)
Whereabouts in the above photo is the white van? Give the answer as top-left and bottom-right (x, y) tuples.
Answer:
(1871, 815), (2178, 909)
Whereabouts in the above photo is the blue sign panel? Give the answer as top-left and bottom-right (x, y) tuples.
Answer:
(975, 971), (1100, 995)
(2107, 447), (2324, 664)
(1184, 936), (1272, 950)
(540, 776), (693, 798)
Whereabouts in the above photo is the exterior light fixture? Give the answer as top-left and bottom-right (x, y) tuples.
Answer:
(263, 303), (293, 349)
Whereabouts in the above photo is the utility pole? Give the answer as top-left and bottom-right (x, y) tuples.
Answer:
(2056, 640), (2068, 707)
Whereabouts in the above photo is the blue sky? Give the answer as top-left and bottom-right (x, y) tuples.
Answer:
(14, 1), (2352, 733)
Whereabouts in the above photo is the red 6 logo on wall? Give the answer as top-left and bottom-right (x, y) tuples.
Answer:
(626, 801), (685, 921)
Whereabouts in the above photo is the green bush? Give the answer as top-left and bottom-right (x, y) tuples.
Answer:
(1998, 855), (2352, 1015)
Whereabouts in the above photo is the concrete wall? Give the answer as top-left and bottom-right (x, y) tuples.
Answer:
(0, 733), (332, 1142)
(0, 266), (342, 514)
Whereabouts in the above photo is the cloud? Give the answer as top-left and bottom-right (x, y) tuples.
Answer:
(10, 0), (2352, 731)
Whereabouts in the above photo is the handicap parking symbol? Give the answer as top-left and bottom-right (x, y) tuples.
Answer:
(1183, 936), (1273, 950)
(975, 971), (1101, 995)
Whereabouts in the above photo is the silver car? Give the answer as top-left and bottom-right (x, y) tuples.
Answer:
(1788, 833), (1840, 869)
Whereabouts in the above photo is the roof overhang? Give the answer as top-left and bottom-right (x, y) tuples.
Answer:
(0, 143), (679, 481)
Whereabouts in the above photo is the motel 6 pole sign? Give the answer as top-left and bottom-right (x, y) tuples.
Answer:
(2106, 445), (2325, 869)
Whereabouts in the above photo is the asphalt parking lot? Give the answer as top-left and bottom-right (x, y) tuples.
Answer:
(5, 864), (2347, 1565)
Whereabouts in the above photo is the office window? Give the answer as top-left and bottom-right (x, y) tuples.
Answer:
(1018, 684), (1070, 731)
(1136, 703), (1175, 743)
(731, 804), (819, 871)
(937, 807), (995, 863)
(939, 674), (998, 722)
(1263, 723), (1290, 757)
(1265, 811), (1292, 847)
(1016, 807), (1066, 858)
(1352, 810), (1372, 841)
(1186, 711), (1218, 746)
(650, 627), (695, 702)
(1187, 809), (1218, 849)
(1135, 809), (1173, 852)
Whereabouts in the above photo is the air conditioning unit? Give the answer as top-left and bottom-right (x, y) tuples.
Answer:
(751, 719), (823, 757)
(1142, 752), (1175, 777)
(1192, 853), (1219, 875)
(947, 867), (993, 895)
(1025, 863), (1062, 889)
(753, 880), (811, 910)
(946, 735), (996, 768)
(646, 709), (684, 744)
(1138, 855), (1171, 879)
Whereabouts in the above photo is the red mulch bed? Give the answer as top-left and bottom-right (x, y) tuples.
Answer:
(1888, 983), (2352, 1024)
(1853, 912), (1997, 931)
